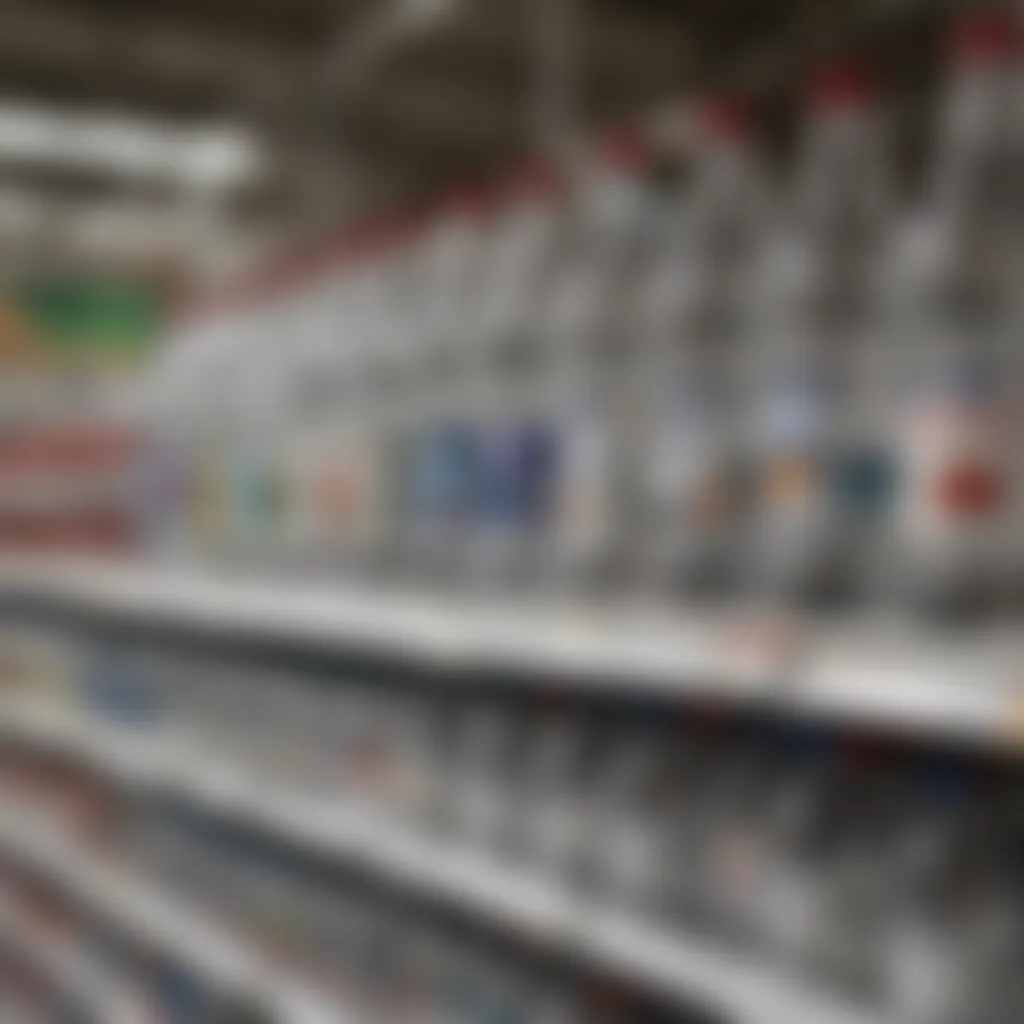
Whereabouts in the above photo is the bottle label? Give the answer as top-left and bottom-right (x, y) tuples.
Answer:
(762, 362), (835, 451)
(649, 373), (736, 531)
(480, 421), (558, 535)
(319, 457), (362, 529)
(317, 445), (378, 544)
(901, 353), (1011, 539)
(413, 422), (481, 537)
(759, 361), (836, 518)
(829, 445), (896, 522)
(237, 453), (285, 539)
(554, 408), (612, 554)
(191, 455), (224, 540)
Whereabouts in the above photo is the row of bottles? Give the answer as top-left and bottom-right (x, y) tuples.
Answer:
(150, 5), (1024, 614)
(2, 612), (1023, 1023)
(0, 727), (712, 1024)
(0, 862), (260, 1024)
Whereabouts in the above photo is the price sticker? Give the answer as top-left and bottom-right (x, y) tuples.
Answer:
(720, 613), (803, 688)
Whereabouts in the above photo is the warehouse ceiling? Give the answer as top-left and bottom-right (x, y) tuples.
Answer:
(0, 0), (958, 281)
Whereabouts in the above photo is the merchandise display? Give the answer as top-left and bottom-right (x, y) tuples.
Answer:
(141, 7), (1024, 618)
(0, 606), (1019, 1024)
(2, 5), (1024, 1024)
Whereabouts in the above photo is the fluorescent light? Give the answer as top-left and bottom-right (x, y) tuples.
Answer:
(0, 105), (58, 160)
(0, 101), (262, 189)
(69, 116), (171, 177)
(179, 129), (259, 189)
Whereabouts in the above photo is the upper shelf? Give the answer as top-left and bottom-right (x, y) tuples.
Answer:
(0, 556), (1022, 751)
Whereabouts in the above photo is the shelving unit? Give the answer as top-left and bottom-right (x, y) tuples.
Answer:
(0, 896), (141, 1024)
(1, 557), (1022, 750)
(0, 0), (1011, 1021)
(0, 702), (877, 1024)
(0, 798), (350, 1024)
(1, 557), (1022, 1022)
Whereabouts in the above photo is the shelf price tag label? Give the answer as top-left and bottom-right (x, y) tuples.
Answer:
(719, 612), (803, 689)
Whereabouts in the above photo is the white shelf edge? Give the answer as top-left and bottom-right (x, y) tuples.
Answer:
(0, 796), (353, 1024)
(1, 557), (1023, 749)
(0, 899), (145, 1024)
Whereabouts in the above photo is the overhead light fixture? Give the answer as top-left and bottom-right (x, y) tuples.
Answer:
(0, 101), (262, 191)
(177, 129), (262, 190)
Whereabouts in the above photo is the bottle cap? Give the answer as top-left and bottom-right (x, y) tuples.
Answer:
(951, 9), (1019, 67)
(810, 58), (876, 112)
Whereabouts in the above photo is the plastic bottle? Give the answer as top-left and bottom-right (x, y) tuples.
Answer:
(400, 196), (491, 585)
(177, 320), (242, 565)
(888, 11), (1020, 615)
(461, 163), (568, 588)
(748, 59), (896, 606)
(527, 128), (660, 592)
(632, 96), (767, 599)
(273, 271), (344, 576)
(320, 246), (398, 578)
(228, 306), (295, 575)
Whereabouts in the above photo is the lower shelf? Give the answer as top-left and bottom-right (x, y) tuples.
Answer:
(0, 799), (352, 1024)
(0, 705), (884, 1024)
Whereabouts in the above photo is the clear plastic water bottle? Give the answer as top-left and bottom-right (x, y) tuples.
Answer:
(748, 59), (896, 606)
(182, 322), (249, 566)
(275, 270), (353, 577)
(222, 314), (294, 573)
(462, 163), (569, 589)
(888, 11), (1020, 615)
(632, 96), (768, 599)
(347, 225), (429, 579)
(529, 129), (661, 591)
(400, 194), (493, 585)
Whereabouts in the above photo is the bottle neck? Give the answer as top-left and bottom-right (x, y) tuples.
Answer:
(684, 143), (764, 258)
(933, 64), (1017, 226)
(794, 108), (888, 246)
(576, 165), (647, 246)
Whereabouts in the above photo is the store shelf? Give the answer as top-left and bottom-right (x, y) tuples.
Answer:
(0, 560), (1018, 1021)
(795, 619), (1024, 747)
(0, 704), (882, 1024)
(2, 557), (1024, 750)
(0, 798), (352, 1024)
(0, 557), (795, 688)
(0, 897), (145, 1024)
